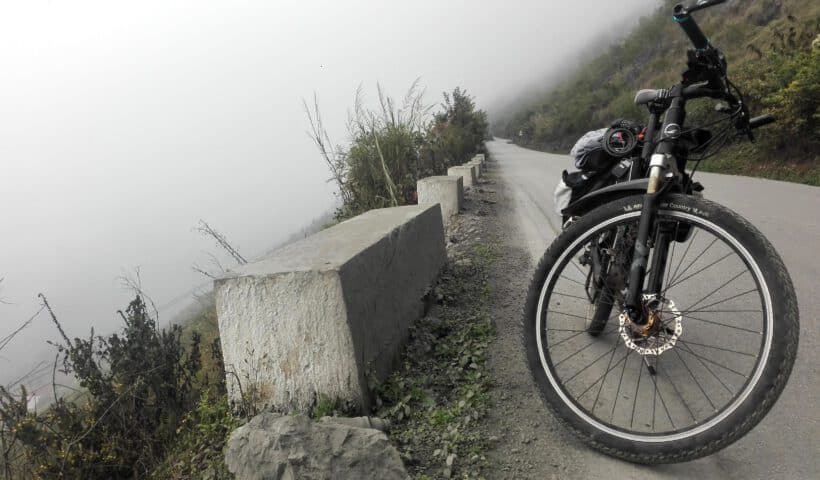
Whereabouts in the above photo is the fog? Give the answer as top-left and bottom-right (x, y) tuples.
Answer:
(0, 0), (657, 389)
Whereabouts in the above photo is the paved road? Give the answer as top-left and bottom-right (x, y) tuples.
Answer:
(487, 139), (819, 480)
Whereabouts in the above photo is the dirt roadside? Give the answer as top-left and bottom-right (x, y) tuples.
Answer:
(476, 159), (591, 479)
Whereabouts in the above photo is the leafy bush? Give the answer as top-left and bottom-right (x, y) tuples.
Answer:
(308, 82), (488, 220)
(425, 87), (490, 173)
(150, 395), (240, 480)
(0, 296), (232, 479)
(735, 41), (820, 150)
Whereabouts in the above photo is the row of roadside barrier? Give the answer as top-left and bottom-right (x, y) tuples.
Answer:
(214, 153), (487, 412)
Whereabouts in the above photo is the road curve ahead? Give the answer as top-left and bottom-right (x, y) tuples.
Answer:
(488, 139), (819, 480)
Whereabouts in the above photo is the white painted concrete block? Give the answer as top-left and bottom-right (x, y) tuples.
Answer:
(417, 175), (463, 224)
(215, 204), (446, 413)
(447, 165), (477, 188)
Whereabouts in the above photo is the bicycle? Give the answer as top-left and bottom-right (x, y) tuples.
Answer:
(523, 0), (799, 463)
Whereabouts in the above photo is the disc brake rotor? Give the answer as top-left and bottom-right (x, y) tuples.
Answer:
(619, 294), (683, 355)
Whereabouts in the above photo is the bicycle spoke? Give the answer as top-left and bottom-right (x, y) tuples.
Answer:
(559, 274), (587, 288)
(547, 309), (593, 321)
(583, 352), (631, 403)
(652, 357), (658, 431)
(589, 338), (629, 410)
(677, 344), (748, 378)
(677, 313), (762, 334)
(552, 291), (591, 301)
(555, 334), (613, 367)
(564, 343), (621, 384)
(677, 338), (756, 358)
(665, 250), (733, 291)
(678, 288), (760, 315)
(672, 347), (717, 411)
(547, 323), (619, 349)
(679, 309), (762, 314)
(676, 342), (735, 395)
(666, 235), (718, 288)
(659, 360), (696, 422)
(630, 358), (644, 429)
(648, 365), (676, 430)
(570, 259), (591, 283)
(609, 350), (630, 423)
(667, 228), (699, 289)
(661, 230), (679, 300)
(680, 269), (748, 313)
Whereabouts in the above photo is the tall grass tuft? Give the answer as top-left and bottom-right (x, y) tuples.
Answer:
(307, 81), (488, 219)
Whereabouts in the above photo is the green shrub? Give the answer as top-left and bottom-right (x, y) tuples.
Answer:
(425, 87), (489, 172)
(150, 395), (240, 480)
(308, 82), (488, 220)
(0, 296), (232, 479)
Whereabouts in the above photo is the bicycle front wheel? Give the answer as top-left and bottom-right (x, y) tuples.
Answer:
(523, 194), (799, 463)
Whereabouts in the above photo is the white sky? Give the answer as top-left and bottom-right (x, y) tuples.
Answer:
(0, 0), (658, 388)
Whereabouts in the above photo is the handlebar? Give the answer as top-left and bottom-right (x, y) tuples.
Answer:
(749, 114), (776, 130)
(669, 1), (775, 145)
(681, 0), (728, 14)
(672, 1), (728, 50)
(681, 84), (728, 100)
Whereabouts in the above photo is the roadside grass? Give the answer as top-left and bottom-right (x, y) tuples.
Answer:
(373, 243), (497, 479)
(696, 143), (820, 186)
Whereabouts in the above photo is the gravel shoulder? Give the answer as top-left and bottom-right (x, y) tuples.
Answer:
(476, 158), (590, 479)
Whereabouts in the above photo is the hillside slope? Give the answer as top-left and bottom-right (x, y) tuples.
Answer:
(496, 0), (819, 184)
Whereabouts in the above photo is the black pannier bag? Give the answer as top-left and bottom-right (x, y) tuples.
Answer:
(554, 119), (644, 218)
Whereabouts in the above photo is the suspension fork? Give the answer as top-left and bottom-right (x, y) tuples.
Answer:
(623, 172), (663, 318)
(625, 94), (685, 322)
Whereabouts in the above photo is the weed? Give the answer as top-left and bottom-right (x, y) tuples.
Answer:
(373, 242), (498, 478)
(311, 394), (338, 420)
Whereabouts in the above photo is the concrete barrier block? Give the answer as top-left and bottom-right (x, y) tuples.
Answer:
(474, 153), (485, 163)
(417, 176), (463, 224)
(465, 163), (480, 180)
(215, 204), (446, 413)
(466, 160), (481, 177)
(447, 165), (477, 188)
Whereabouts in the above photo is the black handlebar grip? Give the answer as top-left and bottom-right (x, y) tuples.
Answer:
(749, 114), (776, 129)
(673, 4), (709, 50)
(687, 0), (729, 13)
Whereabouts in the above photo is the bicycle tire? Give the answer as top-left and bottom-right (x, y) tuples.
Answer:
(523, 194), (799, 463)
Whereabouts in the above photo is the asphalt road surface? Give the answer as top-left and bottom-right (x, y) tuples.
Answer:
(487, 139), (819, 480)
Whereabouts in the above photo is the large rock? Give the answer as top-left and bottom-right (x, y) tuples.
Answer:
(215, 204), (446, 412)
(417, 175), (463, 225)
(225, 414), (408, 480)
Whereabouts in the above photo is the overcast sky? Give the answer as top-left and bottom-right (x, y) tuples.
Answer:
(0, 0), (657, 389)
